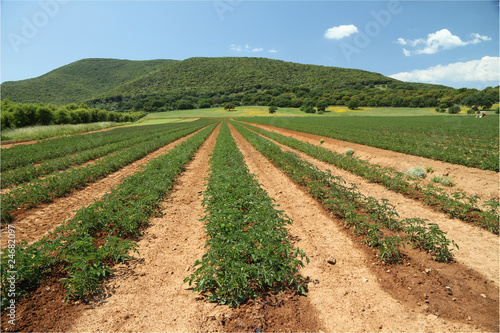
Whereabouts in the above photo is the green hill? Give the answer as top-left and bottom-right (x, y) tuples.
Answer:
(1, 58), (176, 104)
(102, 57), (403, 97)
(2, 56), (468, 114)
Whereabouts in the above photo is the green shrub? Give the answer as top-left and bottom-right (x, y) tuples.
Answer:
(345, 148), (354, 156)
(431, 175), (455, 187)
(404, 166), (426, 178)
(448, 105), (461, 114)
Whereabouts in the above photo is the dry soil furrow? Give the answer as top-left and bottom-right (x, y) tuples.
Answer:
(242, 124), (499, 286)
(246, 122), (499, 202)
(0, 129), (203, 249)
(68, 124), (220, 332)
(228, 123), (482, 332)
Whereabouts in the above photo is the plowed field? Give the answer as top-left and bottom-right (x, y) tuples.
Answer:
(1, 120), (498, 332)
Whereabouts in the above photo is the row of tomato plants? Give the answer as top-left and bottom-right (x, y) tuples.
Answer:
(232, 122), (458, 264)
(0, 120), (215, 223)
(184, 122), (309, 307)
(239, 116), (499, 171)
(1, 123), (199, 189)
(1, 123), (217, 309)
(239, 122), (499, 234)
(1, 122), (196, 171)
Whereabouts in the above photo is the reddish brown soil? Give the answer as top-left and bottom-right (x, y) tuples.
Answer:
(245, 122), (499, 203)
(0, 129), (203, 249)
(0, 264), (92, 332)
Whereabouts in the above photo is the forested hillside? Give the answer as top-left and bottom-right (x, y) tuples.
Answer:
(1, 58), (176, 104)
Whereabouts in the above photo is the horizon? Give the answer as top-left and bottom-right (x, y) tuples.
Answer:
(1, 1), (499, 90)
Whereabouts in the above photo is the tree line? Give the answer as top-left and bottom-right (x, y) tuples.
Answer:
(1, 100), (146, 130)
(86, 84), (499, 113)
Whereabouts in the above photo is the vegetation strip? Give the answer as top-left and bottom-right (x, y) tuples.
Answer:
(232, 122), (458, 264)
(184, 122), (309, 307)
(239, 122), (499, 234)
(239, 116), (499, 171)
(0, 123), (217, 308)
(0, 120), (215, 223)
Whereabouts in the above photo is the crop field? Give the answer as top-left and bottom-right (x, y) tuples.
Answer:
(1, 117), (498, 332)
(241, 116), (500, 171)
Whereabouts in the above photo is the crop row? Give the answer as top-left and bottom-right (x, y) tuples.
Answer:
(232, 122), (458, 264)
(0, 120), (215, 223)
(0, 122), (210, 189)
(184, 122), (308, 307)
(238, 122), (499, 234)
(240, 116), (499, 171)
(1, 123), (217, 308)
(1, 122), (199, 171)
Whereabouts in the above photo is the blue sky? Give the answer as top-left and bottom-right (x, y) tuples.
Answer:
(1, 0), (499, 89)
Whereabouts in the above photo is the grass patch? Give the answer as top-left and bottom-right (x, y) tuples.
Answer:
(431, 175), (456, 187)
(1, 122), (121, 141)
(404, 166), (427, 179)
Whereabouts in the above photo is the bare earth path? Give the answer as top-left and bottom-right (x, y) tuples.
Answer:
(228, 124), (483, 332)
(0, 129), (203, 249)
(246, 122), (499, 202)
(241, 124), (499, 287)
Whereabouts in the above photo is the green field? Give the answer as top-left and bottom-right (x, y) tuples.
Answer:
(137, 105), (498, 121)
(241, 115), (499, 171)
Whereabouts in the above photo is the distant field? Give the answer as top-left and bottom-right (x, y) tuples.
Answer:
(138, 105), (481, 119)
(131, 117), (197, 126)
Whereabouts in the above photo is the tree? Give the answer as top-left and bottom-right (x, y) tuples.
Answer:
(54, 109), (71, 124)
(11, 106), (29, 128)
(303, 106), (316, 114)
(347, 99), (359, 110)
(198, 99), (212, 109)
(316, 100), (328, 113)
(224, 103), (236, 111)
(448, 105), (461, 114)
(268, 105), (278, 114)
(36, 106), (53, 125)
(435, 103), (447, 113)
(462, 93), (496, 111)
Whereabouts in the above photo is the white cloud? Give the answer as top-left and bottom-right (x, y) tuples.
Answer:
(268, 49), (279, 53)
(230, 44), (267, 53)
(397, 29), (491, 56)
(324, 24), (358, 40)
(230, 44), (242, 52)
(390, 56), (499, 84)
